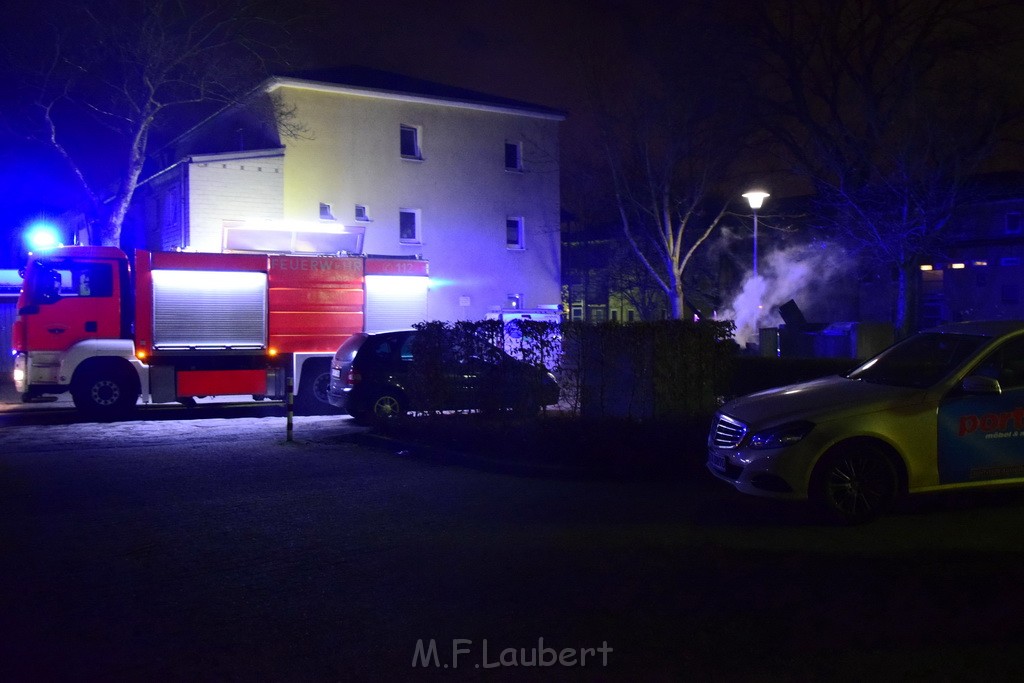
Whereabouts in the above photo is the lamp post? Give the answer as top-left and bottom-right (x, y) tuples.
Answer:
(742, 190), (769, 278)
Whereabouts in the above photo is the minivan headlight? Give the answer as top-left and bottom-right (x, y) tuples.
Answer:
(747, 420), (815, 449)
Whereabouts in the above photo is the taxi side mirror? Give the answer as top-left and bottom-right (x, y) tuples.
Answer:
(962, 375), (1002, 395)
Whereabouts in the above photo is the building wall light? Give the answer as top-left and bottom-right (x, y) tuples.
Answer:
(920, 265), (934, 271)
(951, 263), (966, 269)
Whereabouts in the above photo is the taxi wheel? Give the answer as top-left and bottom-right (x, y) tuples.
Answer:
(812, 444), (897, 524)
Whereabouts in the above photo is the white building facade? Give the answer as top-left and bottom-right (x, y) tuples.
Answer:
(136, 68), (564, 325)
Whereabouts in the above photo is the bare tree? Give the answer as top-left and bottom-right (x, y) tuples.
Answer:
(751, 0), (1023, 335)
(570, 2), (758, 320)
(606, 248), (668, 322)
(7, 0), (295, 246)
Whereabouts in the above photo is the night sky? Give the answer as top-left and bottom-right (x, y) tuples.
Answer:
(279, 0), (585, 110)
(3, 0), (1022, 260)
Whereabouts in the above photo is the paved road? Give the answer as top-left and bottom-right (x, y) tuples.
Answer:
(0, 378), (293, 427)
(4, 413), (1024, 680)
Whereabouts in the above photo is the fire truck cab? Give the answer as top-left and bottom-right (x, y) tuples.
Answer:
(13, 247), (142, 415)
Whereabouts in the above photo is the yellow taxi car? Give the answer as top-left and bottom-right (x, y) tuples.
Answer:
(707, 320), (1024, 523)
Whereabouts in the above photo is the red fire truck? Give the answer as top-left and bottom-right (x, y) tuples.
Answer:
(11, 246), (428, 419)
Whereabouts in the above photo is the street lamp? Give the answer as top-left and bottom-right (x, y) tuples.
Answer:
(742, 190), (769, 278)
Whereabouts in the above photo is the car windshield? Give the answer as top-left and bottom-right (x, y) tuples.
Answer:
(846, 332), (990, 388)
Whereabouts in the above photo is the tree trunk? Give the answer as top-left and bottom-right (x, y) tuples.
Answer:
(99, 122), (152, 247)
(668, 273), (685, 320)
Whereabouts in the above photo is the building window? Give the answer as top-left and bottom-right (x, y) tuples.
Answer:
(505, 141), (522, 171)
(400, 125), (422, 160)
(1007, 212), (1022, 234)
(399, 209), (421, 244)
(506, 217), (524, 249)
(319, 202), (335, 220)
(355, 204), (371, 222)
(571, 306), (584, 321)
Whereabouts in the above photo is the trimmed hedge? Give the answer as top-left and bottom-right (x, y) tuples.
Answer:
(560, 320), (738, 420)
(405, 319), (861, 423)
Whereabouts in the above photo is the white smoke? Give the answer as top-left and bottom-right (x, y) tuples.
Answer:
(718, 243), (851, 348)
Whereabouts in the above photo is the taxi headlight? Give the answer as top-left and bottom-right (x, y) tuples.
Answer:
(747, 420), (815, 449)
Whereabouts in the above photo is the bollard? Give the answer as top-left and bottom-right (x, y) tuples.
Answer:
(286, 375), (294, 442)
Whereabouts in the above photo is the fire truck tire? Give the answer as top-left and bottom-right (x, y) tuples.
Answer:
(295, 360), (338, 416)
(72, 364), (140, 420)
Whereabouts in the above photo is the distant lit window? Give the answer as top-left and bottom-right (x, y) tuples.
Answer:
(1007, 212), (1022, 234)
(505, 141), (522, 171)
(506, 217), (524, 249)
(400, 125), (422, 159)
(355, 204), (370, 222)
(399, 209), (421, 244)
(319, 202), (335, 220)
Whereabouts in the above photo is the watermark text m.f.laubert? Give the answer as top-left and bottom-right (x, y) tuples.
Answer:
(412, 638), (613, 669)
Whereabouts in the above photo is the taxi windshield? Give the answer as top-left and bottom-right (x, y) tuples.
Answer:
(846, 332), (989, 388)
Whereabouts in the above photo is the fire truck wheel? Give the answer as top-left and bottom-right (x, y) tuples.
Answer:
(295, 361), (337, 416)
(72, 365), (139, 420)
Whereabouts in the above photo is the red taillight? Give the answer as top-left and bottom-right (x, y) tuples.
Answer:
(345, 368), (360, 387)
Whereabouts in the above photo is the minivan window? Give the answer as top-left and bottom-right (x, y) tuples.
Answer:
(366, 337), (396, 362)
(400, 334), (415, 361)
(335, 333), (367, 364)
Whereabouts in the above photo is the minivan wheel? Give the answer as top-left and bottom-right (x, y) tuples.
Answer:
(811, 444), (897, 524)
(371, 393), (404, 422)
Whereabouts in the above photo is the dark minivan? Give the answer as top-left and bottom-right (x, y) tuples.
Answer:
(328, 330), (560, 423)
